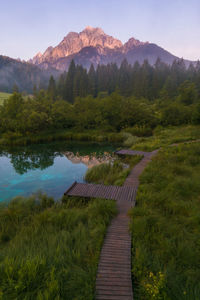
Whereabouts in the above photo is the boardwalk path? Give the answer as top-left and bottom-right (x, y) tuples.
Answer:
(64, 149), (158, 300)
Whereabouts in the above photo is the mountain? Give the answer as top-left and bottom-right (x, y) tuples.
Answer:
(30, 27), (194, 71)
(0, 55), (59, 93)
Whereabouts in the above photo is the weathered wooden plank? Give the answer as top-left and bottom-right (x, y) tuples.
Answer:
(64, 181), (77, 195)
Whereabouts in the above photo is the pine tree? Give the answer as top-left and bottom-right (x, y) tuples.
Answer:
(88, 64), (97, 96)
(64, 60), (76, 103)
(48, 76), (56, 101)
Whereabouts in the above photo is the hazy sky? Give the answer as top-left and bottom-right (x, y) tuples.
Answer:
(0, 0), (199, 61)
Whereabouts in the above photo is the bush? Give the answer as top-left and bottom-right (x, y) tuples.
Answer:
(123, 125), (153, 137)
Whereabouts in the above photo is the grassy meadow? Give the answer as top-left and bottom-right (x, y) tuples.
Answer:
(0, 92), (11, 105)
(121, 125), (200, 151)
(0, 194), (117, 299)
(0, 124), (200, 299)
(130, 142), (200, 299)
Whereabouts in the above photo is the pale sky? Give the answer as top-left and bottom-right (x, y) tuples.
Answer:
(0, 0), (199, 61)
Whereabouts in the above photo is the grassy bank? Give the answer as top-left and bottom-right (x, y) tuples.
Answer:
(0, 194), (117, 299)
(125, 125), (200, 151)
(1, 125), (200, 149)
(85, 155), (142, 186)
(130, 143), (200, 299)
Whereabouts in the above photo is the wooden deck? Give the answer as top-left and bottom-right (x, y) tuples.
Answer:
(115, 149), (151, 157)
(65, 182), (137, 204)
(64, 149), (158, 300)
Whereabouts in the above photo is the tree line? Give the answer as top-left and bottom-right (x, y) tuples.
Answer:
(47, 58), (200, 103)
(0, 88), (200, 137)
(0, 58), (200, 138)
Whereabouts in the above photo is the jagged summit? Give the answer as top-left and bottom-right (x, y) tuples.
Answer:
(124, 37), (148, 52)
(29, 27), (190, 71)
(29, 27), (141, 67)
(83, 26), (105, 34)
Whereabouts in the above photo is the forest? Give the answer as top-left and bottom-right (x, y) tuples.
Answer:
(49, 59), (200, 102)
(0, 58), (200, 142)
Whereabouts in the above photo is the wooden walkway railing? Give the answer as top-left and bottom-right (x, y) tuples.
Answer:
(64, 149), (158, 300)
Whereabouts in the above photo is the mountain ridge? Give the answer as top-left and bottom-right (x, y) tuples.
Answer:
(0, 55), (59, 93)
(29, 26), (196, 71)
(29, 27), (152, 70)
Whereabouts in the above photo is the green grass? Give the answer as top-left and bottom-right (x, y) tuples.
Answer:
(130, 142), (200, 299)
(0, 92), (11, 105)
(1, 123), (200, 149)
(85, 155), (142, 186)
(122, 125), (200, 151)
(0, 193), (117, 299)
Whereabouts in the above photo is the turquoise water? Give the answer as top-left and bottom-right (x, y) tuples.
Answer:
(0, 142), (114, 202)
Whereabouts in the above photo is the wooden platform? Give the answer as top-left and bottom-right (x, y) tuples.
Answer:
(64, 149), (158, 300)
(65, 182), (137, 204)
(115, 149), (151, 157)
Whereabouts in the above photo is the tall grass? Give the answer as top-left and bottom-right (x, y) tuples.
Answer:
(130, 143), (200, 299)
(121, 125), (200, 151)
(85, 155), (142, 186)
(0, 193), (117, 299)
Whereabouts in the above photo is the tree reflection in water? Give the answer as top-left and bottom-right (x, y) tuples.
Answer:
(0, 142), (115, 175)
(0, 146), (60, 175)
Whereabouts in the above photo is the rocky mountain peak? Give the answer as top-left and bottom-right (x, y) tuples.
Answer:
(29, 27), (152, 69)
(30, 52), (43, 64)
(30, 27), (124, 65)
(83, 26), (105, 35)
(124, 38), (148, 52)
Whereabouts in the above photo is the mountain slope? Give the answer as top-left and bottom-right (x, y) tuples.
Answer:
(0, 55), (58, 93)
(30, 27), (195, 71)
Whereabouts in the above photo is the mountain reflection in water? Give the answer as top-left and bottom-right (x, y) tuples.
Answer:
(0, 142), (115, 201)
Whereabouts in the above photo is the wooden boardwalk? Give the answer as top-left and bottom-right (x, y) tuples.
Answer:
(64, 149), (158, 300)
(115, 149), (151, 157)
(65, 182), (137, 204)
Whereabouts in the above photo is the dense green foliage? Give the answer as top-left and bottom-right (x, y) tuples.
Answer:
(0, 91), (157, 136)
(1, 59), (200, 145)
(0, 194), (116, 299)
(53, 59), (200, 102)
(130, 143), (200, 299)
(0, 88), (200, 146)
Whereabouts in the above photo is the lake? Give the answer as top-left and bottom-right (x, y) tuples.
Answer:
(0, 142), (115, 202)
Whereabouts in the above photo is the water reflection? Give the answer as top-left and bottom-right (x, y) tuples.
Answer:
(64, 151), (114, 168)
(0, 148), (60, 175)
(0, 142), (114, 175)
(0, 142), (115, 201)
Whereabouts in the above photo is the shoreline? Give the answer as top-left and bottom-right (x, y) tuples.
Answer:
(0, 130), (124, 147)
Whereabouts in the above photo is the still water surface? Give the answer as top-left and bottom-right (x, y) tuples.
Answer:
(0, 142), (114, 202)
